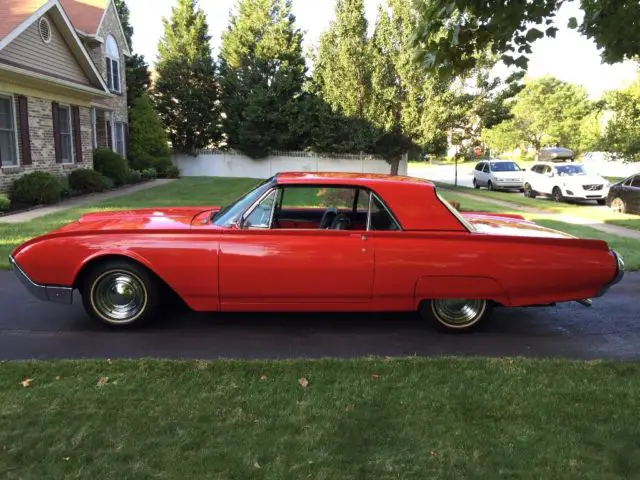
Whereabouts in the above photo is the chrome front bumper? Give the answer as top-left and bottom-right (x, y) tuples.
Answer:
(9, 256), (73, 304)
(596, 250), (625, 297)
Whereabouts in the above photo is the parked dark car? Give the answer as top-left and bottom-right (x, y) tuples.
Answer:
(606, 174), (640, 214)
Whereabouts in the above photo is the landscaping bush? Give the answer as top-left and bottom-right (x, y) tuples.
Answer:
(163, 165), (180, 178)
(128, 169), (142, 184)
(101, 175), (115, 190)
(154, 157), (173, 177)
(9, 171), (63, 206)
(129, 152), (156, 172)
(141, 168), (158, 180)
(68, 169), (104, 195)
(0, 194), (9, 211)
(93, 148), (129, 186)
(57, 174), (71, 198)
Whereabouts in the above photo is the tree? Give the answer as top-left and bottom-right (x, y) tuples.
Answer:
(601, 77), (640, 161)
(153, 0), (221, 153)
(128, 93), (171, 161)
(480, 120), (524, 154)
(411, 0), (640, 82)
(313, 0), (372, 118)
(218, 0), (307, 158)
(504, 76), (594, 152)
(114, 0), (151, 109)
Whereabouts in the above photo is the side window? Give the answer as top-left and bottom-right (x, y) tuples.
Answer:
(243, 189), (278, 228)
(631, 176), (640, 188)
(474, 162), (483, 171)
(482, 164), (489, 173)
(280, 186), (356, 209)
(531, 165), (542, 173)
(369, 195), (400, 231)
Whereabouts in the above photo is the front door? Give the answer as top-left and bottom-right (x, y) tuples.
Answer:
(218, 185), (375, 309)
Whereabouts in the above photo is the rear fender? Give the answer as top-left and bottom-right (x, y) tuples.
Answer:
(414, 276), (510, 308)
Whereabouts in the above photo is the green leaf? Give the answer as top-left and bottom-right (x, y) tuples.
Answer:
(567, 17), (578, 29)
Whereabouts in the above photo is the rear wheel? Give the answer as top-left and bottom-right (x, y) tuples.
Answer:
(473, 178), (479, 189)
(524, 183), (537, 198)
(420, 299), (492, 333)
(610, 197), (627, 213)
(487, 180), (494, 191)
(80, 259), (159, 328)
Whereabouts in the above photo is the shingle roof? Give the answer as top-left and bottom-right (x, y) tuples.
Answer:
(58, 0), (107, 35)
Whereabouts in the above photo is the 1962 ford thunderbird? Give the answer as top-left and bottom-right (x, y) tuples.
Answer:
(9, 172), (625, 332)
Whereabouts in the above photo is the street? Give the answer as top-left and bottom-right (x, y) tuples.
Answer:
(0, 271), (638, 361)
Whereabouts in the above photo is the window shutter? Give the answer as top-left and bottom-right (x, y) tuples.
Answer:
(71, 106), (82, 162)
(17, 95), (32, 165)
(106, 59), (112, 90)
(51, 101), (62, 163)
(113, 60), (120, 92)
(106, 120), (112, 150)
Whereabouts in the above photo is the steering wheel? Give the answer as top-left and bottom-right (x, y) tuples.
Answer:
(319, 208), (338, 229)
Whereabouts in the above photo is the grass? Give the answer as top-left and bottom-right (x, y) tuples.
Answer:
(2, 357), (640, 479)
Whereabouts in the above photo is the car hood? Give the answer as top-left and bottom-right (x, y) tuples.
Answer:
(461, 212), (575, 239)
(52, 207), (222, 233)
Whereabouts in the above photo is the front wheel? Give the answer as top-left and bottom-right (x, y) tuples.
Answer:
(552, 187), (564, 203)
(80, 259), (159, 328)
(420, 299), (492, 333)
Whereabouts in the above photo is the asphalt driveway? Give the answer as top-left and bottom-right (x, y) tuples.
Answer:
(0, 270), (638, 361)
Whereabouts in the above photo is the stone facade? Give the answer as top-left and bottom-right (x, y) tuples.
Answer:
(84, 1), (128, 125)
(0, 96), (94, 192)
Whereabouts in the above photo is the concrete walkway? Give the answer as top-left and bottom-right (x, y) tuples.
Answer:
(0, 179), (177, 223)
(449, 189), (640, 240)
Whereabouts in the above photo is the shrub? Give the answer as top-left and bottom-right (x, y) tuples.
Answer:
(93, 148), (129, 186)
(128, 169), (142, 184)
(0, 194), (9, 211)
(101, 175), (115, 190)
(129, 152), (156, 172)
(128, 93), (171, 160)
(9, 171), (63, 206)
(163, 165), (180, 178)
(57, 174), (71, 198)
(68, 169), (104, 194)
(141, 168), (158, 180)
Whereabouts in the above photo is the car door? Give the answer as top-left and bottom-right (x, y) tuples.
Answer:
(537, 165), (555, 194)
(527, 165), (542, 191)
(480, 163), (491, 186)
(218, 185), (375, 309)
(629, 175), (640, 214)
(473, 162), (486, 185)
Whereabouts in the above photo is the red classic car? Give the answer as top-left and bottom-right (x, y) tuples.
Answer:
(9, 172), (625, 332)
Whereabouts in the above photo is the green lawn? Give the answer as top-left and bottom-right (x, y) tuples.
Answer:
(1, 358), (640, 479)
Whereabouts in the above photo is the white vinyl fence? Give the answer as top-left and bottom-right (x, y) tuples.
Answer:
(171, 150), (408, 179)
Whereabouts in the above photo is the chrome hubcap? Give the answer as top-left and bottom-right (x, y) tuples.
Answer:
(432, 299), (486, 327)
(91, 271), (147, 324)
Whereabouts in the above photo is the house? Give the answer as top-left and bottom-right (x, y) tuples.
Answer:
(0, 0), (130, 192)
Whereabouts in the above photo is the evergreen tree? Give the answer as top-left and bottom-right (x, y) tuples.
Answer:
(114, 0), (151, 110)
(218, 0), (307, 158)
(153, 0), (221, 153)
(128, 93), (171, 161)
(313, 0), (371, 119)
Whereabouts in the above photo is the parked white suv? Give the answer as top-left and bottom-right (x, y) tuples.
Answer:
(523, 161), (609, 204)
(472, 159), (524, 191)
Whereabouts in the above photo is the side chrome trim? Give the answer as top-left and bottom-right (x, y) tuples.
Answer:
(9, 256), (73, 304)
(595, 249), (625, 297)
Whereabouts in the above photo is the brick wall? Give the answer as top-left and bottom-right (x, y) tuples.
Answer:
(0, 95), (94, 192)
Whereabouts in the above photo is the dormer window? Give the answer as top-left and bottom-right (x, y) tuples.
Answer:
(105, 35), (120, 93)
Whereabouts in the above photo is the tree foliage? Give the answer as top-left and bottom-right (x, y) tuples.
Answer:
(411, 0), (640, 82)
(601, 77), (640, 161)
(481, 76), (597, 153)
(128, 93), (171, 161)
(218, 0), (308, 158)
(153, 0), (221, 153)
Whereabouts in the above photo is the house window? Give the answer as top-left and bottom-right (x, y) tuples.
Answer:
(0, 94), (18, 167)
(57, 105), (74, 163)
(105, 35), (120, 93)
(114, 121), (125, 157)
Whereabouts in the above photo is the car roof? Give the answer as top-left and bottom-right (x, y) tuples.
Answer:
(275, 171), (435, 189)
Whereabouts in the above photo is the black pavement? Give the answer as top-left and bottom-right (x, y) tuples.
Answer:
(0, 271), (638, 361)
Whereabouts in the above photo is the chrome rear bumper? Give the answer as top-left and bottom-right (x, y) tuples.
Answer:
(595, 249), (625, 297)
(9, 256), (73, 304)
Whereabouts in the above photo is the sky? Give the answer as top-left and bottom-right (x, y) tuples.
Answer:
(127, 0), (639, 99)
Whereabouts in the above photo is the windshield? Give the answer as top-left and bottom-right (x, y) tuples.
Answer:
(212, 177), (275, 227)
(554, 165), (586, 176)
(490, 161), (521, 172)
